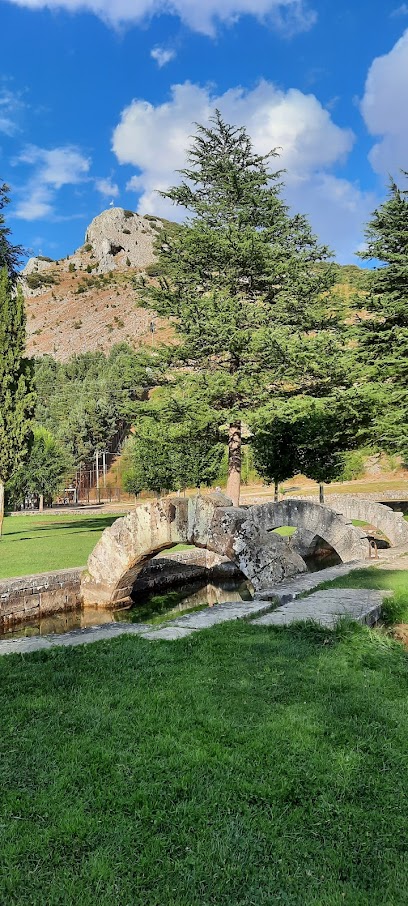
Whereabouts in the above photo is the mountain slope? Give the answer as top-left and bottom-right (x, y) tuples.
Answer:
(21, 208), (170, 360)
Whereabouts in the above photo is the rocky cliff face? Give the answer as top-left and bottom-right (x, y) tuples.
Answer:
(20, 207), (170, 360)
(85, 207), (162, 273)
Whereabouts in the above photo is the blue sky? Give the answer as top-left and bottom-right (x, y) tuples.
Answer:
(1, 0), (407, 263)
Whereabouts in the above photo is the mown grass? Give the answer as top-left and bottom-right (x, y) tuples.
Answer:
(1, 620), (408, 905)
(307, 567), (408, 624)
(0, 513), (125, 578)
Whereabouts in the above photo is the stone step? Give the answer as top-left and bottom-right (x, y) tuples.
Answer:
(253, 588), (391, 630)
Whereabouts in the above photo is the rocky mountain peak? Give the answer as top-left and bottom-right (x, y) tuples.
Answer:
(84, 207), (163, 274)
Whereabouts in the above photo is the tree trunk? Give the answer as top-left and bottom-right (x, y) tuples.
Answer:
(226, 421), (241, 507)
(274, 480), (279, 502)
(319, 483), (325, 504)
(0, 481), (4, 538)
(39, 493), (44, 512)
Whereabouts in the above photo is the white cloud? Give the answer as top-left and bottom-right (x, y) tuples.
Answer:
(13, 144), (91, 220)
(361, 29), (408, 176)
(0, 85), (25, 136)
(285, 174), (376, 263)
(390, 4), (408, 16)
(5, 0), (316, 35)
(95, 176), (119, 198)
(151, 46), (176, 67)
(113, 80), (365, 259)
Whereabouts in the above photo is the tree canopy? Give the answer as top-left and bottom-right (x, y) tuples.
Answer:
(357, 176), (408, 462)
(139, 111), (348, 503)
(7, 426), (73, 510)
(122, 380), (224, 496)
(0, 184), (23, 282)
(0, 267), (35, 530)
(34, 344), (156, 467)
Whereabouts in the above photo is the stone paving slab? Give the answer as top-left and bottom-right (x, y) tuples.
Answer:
(169, 598), (274, 628)
(0, 621), (149, 657)
(140, 626), (198, 641)
(256, 560), (366, 604)
(0, 599), (275, 653)
(254, 588), (390, 630)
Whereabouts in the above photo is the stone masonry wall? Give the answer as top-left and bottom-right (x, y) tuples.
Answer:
(0, 569), (82, 631)
(0, 552), (240, 630)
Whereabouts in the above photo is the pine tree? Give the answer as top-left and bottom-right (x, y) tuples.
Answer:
(0, 267), (35, 533)
(0, 184), (23, 281)
(358, 176), (408, 459)
(139, 112), (344, 504)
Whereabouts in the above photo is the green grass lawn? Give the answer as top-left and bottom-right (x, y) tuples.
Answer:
(0, 512), (126, 579)
(1, 620), (408, 905)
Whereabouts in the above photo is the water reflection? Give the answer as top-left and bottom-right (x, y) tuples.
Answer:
(0, 579), (253, 641)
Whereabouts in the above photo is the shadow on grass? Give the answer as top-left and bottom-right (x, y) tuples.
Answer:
(1, 620), (407, 904)
(3, 516), (121, 538)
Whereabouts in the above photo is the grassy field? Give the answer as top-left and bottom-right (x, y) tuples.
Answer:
(1, 620), (408, 905)
(0, 512), (125, 579)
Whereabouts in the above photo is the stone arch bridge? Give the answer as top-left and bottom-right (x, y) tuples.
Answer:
(327, 496), (408, 547)
(81, 494), (370, 607)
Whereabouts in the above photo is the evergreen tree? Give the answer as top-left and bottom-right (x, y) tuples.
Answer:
(123, 381), (224, 496)
(0, 184), (23, 282)
(8, 426), (73, 511)
(139, 112), (346, 504)
(0, 267), (35, 533)
(358, 176), (408, 460)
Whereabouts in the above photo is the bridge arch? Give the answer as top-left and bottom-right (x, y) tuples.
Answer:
(241, 499), (369, 565)
(81, 494), (306, 607)
(327, 496), (408, 548)
(81, 495), (369, 608)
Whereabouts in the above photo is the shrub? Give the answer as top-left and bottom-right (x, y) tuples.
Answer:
(124, 210), (134, 219)
(68, 262), (76, 272)
(26, 273), (57, 289)
(123, 228), (131, 235)
(145, 262), (164, 277)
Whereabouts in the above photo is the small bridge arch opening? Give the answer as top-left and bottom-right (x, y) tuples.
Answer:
(327, 496), (408, 549)
(245, 499), (369, 567)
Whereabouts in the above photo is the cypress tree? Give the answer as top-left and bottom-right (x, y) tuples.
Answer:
(140, 112), (343, 504)
(0, 267), (35, 533)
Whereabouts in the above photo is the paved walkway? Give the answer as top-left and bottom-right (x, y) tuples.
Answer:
(0, 598), (276, 656)
(0, 546), (406, 657)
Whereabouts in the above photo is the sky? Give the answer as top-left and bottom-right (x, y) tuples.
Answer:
(0, 0), (407, 264)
